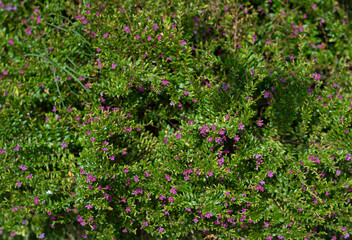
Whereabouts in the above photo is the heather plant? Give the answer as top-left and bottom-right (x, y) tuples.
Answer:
(0, 0), (351, 240)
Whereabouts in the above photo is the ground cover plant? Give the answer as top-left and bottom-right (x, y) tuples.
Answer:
(0, 0), (351, 239)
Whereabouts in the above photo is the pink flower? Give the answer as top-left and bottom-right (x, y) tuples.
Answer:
(14, 144), (21, 151)
(25, 28), (32, 35)
(153, 24), (159, 31)
(61, 141), (68, 148)
(170, 187), (177, 194)
(134, 175), (139, 182)
(233, 135), (240, 141)
(123, 26), (130, 34)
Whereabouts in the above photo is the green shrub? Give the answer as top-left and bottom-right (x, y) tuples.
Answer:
(0, 0), (351, 239)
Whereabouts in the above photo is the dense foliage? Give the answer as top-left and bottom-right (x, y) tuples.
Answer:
(0, 0), (351, 239)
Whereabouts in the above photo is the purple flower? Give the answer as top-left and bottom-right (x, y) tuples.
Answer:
(238, 123), (245, 130)
(267, 170), (274, 178)
(257, 120), (264, 127)
(134, 175), (139, 182)
(170, 187), (177, 194)
(14, 144), (21, 151)
(263, 91), (271, 98)
(123, 26), (130, 34)
(346, 154), (351, 161)
(278, 236), (284, 240)
(336, 169), (341, 176)
(158, 227), (164, 233)
(233, 135), (240, 141)
(20, 165), (27, 171)
(218, 157), (225, 166)
(61, 141), (68, 148)
(38, 233), (45, 239)
(25, 28), (32, 35)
